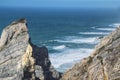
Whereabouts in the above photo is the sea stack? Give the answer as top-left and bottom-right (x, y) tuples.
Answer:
(0, 19), (120, 80)
(0, 19), (61, 80)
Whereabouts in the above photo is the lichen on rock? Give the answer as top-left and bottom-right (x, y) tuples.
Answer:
(22, 44), (35, 70)
(22, 44), (35, 80)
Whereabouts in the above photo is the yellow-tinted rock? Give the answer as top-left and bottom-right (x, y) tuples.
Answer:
(0, 19), (61, 80)
(61, 27), (120, 80)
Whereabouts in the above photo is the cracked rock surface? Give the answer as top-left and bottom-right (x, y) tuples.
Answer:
(61, 27), (120, 80)
(0, 18), (120, 80)
(0, 19), (61, 80)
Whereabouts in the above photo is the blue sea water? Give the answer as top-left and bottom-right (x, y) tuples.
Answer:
(0, 7), (120, 72)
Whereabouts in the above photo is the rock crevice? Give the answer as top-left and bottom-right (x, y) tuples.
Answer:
(0, 19), (120, 80)
(0, 19), (61, 80)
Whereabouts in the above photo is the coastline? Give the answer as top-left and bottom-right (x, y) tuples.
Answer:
(0, 19), (120, 80)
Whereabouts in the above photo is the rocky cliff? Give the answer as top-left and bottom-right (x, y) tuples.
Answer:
(0, 19), (61, 80)
(61, 27), (120, 80)
(0, 19), (120, 80)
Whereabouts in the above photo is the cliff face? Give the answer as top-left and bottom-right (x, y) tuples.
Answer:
(0, 19), (120, 80)
(61, 27), (120, 80)
(0, 19), (61, 80)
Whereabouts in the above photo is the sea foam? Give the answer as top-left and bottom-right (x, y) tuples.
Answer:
(50, 48), (93, 72)
(55, 37), (99, 44)
(97, 28), (115, 31)
(110, 23), (120, 27)
(53, 45), (66, 50)
(79, 32), (109, 35)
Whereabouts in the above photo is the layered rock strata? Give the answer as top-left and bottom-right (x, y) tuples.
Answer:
(0, 18), (120, 80)
(0, 19), (61, 80)
(61, 27), (120, 80)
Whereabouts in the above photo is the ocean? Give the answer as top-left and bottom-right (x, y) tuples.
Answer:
(0, 7), (120, 72)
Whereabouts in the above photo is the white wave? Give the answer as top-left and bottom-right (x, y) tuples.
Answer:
(53, 45), (66, 50)
(110, 23), (120, 27)
(79, 32), (109, 35)
(55, 37), (99, 44)
(91, 26), (97, 29)
(50, 48), (93, 69)
(97, 28), (115, 31)
(45, 40), (56, 43)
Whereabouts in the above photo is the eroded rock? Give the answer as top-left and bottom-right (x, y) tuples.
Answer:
(61, 27), (120, 80)
(0, 19), (61, 80)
